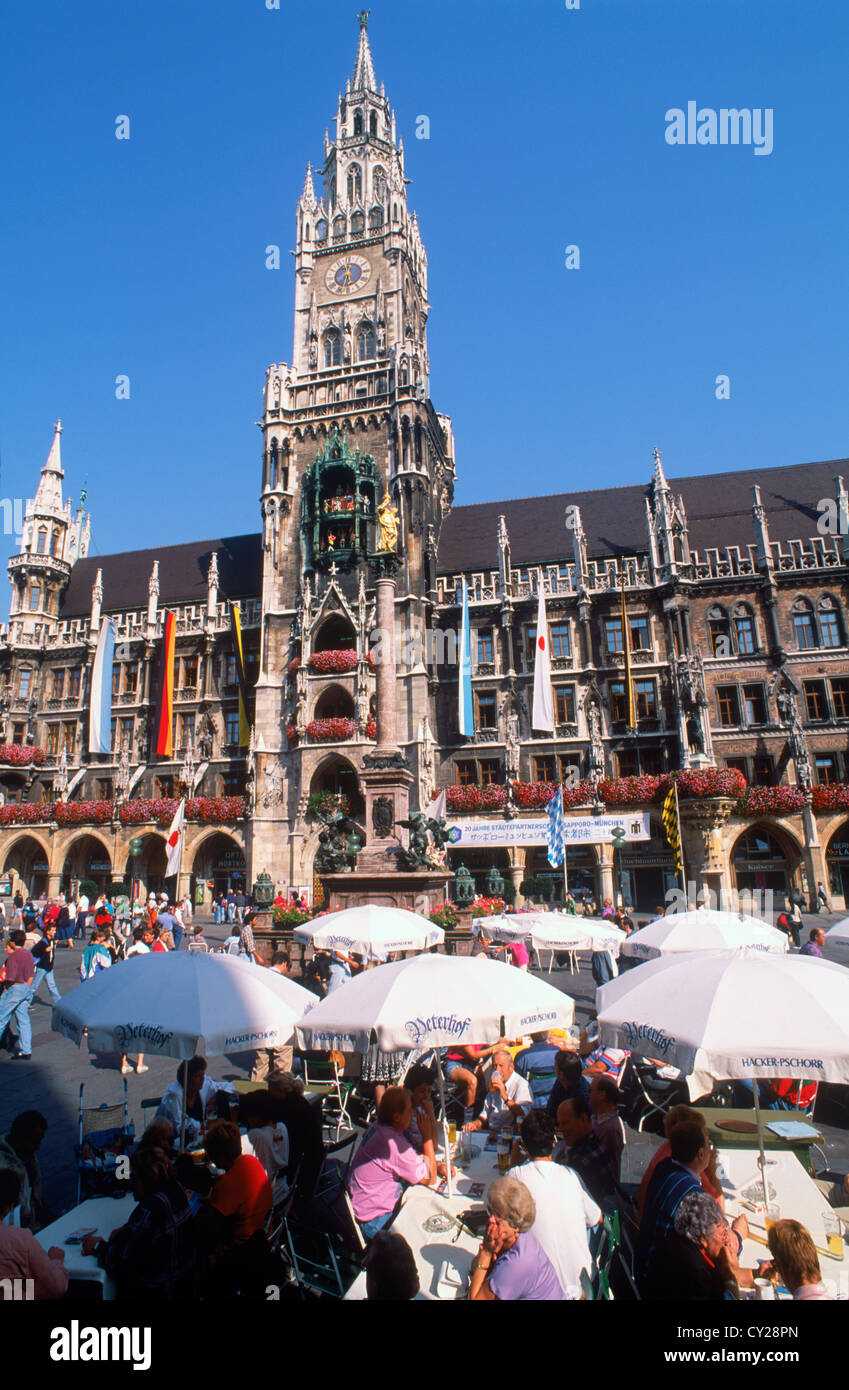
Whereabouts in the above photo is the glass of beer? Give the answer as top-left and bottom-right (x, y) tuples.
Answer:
(824, 1213), (844, 1260)
(448, 1122), (457, 1147)
(496, 1135), (510, 1174)
(765, 1203), (780, 1233)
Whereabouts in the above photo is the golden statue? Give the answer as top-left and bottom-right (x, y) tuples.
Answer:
(377, 493), (400, 552)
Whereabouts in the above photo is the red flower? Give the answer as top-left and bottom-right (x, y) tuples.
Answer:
(0, 745), (46, 767)
(306, 718), (357, 742)
(811, 784), (849, 812)
(365, 717), (377, 740)
(446, 785), (508, 812)
(307, 650), (359, 675)
(738, 785), (808, 816)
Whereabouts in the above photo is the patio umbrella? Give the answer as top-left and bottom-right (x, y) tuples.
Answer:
(294, 904), (444, 960)
(294, 953), (576, 1196)
(825, 918), (849, 958)
(597, 949), (849, 1201)
(620, 907), (788, 961)
(476, 913), (626, 964)
(52, 951), (316, 1148)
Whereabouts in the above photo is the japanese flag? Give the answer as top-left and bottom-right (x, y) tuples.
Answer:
(165, 799), (186, 878)
(532, 573), (554, 733)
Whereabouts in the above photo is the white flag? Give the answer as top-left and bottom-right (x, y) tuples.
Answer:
(165, 799), (186, 879)
(532, 573), (554, 732)
(427, 789), (447, 821)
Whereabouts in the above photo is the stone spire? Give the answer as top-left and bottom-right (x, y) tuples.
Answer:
(300, 162), (318, 211)
(90, 567), (103, 630)
(33, 419), (65, 514)
(207, 550), (219, 618)
(147, 560), (159, 629)
(352, 10), (377, 92)
(752, 483), (773, 569)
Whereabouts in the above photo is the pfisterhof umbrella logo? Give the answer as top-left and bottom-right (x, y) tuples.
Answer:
(114, 1024), (176, 1052)
(405, 1013), (471, 1045)
(621, 1021), (677, 1057)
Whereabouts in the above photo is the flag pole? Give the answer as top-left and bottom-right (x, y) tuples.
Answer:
(674, 780), (687, 901)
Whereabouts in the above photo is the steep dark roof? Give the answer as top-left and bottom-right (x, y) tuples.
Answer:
(60, 534), (262, 619)
(437, 458), (849, 572)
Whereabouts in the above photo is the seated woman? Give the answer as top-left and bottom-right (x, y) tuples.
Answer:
(765, 1219), (830, 1300)
(266, 1073), (325, 1196)
(348, 1087), (442, 1239)
(402, 1065), (439, 1155)
(200, 1120), (273, 1295)
(443, 1041), (500, 1113)
(81, 1146), (197, 1299)
(239, 1090), (289, 1204)
(156, 1056), (236, 1146)
(468, 1177), (564, 1300)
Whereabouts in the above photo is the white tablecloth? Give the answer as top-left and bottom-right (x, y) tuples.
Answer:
(36, 1195), (137, 1298)
(718, 1147), (849, 1298)
(345, 1133), (497, 1300)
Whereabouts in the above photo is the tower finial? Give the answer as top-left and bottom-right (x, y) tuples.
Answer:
(352, 10), (376, 90)
(358, 9), (370, 29)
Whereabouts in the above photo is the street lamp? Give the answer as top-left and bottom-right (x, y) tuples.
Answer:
(610, 825), (627, 910)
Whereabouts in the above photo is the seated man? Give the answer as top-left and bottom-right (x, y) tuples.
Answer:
(156, 1056), (237, 1146)
(579, 1015), (628, 1080)
(554, 1096), (618, 1208)
(642, 1190), (745, 1300)
(348, 1086), (441, 1239)
(365, 1231), (420, 1301)
(514, 1033), (563, 1108)
(588, 1075), (626, 1179)
(508, 1109), (601, 1299)
(637, 1121), (749, 1291)
(463, 1049), (533, 1134)
(0, 1169), (67, 1299)
(201, 1121), (272, 1294)
(239, 1090), (289, 1205)
(0, 1110), (51, 1231)
(546, 1050), (590, 1118)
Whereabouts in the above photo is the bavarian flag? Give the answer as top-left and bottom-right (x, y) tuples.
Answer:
(153, 610), (176, 758)
(661, 784), (683, 874)
(229, 601), (251, 747)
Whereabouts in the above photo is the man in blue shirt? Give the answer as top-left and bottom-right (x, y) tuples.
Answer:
(514, 1032), (563, 1109)
(637, 1121), (710, 1289)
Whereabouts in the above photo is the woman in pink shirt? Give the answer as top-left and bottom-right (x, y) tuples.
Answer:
(348, 1087), (443, 1239)
(0, 1171), (68, 1299)
(765, 1219), (830, 1300)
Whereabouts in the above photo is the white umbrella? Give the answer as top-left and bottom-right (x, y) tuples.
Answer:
(294, 904), (443, 960)
(52, 952), (316, 1149)
(825, 918), (849, 957)
(598, 949), (849, 1200)
(620, 908), (788, 961)
(476, 913), (626, 966)
(295, 953), (575, 1197)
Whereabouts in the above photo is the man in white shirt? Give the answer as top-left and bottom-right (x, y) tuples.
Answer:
(464, 1049), (533, 1133)
(509, 1108), (601, 1299)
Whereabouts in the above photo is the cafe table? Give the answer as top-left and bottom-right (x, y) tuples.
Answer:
(695, 1107), (824, 1175)
(717, 1146), (849, 1299)
(344, 1131), (502, 1300)
(36, 1194), (138, 1299)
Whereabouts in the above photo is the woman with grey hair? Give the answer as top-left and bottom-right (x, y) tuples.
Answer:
(468, 1176), (564, 1300)
(643, 1189), (744, 1300)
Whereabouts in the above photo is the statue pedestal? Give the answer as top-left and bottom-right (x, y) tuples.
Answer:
(321, 867), (451, 918)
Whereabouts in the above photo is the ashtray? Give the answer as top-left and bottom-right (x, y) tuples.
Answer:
(423, 1213), (455, 1234)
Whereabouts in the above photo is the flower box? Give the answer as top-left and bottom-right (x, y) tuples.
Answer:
(0, 745), (46, 767)
(471, 896), (506, 918)
(286, 724), (299, 747)
(307, 650), (359, 675)
(365, 717), (377, 740)
(306, 717), (358, 742)
(0, 802), (50, 826)
(664, 768), (747, 799)
(287, 657), (301, 679)
(811, 784), (849, 812)
(737, 786), (808, 816)
(54, 799), (113, 826)
(599, 775), (662, 806)
(446, 785), (509, 812)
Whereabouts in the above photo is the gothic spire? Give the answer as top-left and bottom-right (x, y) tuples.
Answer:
(300, 162), (318, 210)
(33, 419), (66, 513)
(652, 445), (667, 493)
(352, 11), (377, 92)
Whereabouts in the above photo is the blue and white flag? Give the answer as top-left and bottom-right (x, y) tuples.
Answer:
(458, 578), (474, 736)
(546, 787), (565, 867)
(88, 620), (116, 754)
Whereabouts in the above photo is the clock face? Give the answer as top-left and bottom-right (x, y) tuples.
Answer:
(325, 254), (372, 295)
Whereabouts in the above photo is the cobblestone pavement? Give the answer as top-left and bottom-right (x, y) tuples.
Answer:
(1, 910), (847, 1217)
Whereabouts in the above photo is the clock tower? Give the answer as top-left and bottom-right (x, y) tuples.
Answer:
(251, 13), (456, 892)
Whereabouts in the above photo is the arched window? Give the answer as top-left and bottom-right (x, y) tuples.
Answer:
(332, 214), (346, 241)
(369, 110), (378, 137)
(340, 98), (346, 124)
(269, 438), (278, 489)
(30, 582), (41, 610)
(373, 166), (386, 204)
(414, 420), (423, 464)
(707, 605), (731, 657)
(350, 210), (365, 235)
(315, 218), (328, 241)
(818, 596), (844, 649)
(733, 604), (755, 655)
(792, 598), (817, 650)
(37, 528), (48, 555)
(303, 222), (310, 242)
(356, 322), (376, 361)
(324, 330), (341, 367)
(399, 356), (409, 387)
(346, 164), (362, 204)
(353, 109), (364, 137)
(369, 205), (383, 230)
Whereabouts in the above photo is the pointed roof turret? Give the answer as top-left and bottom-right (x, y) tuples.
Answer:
(651, 445), (667, 493)
(33, 419), (65, 513)
(352, 10), (377, 92)
(300, 162), (318, 210)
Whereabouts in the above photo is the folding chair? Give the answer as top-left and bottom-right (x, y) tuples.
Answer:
(311, 1129), (360, 1207)
(628, 1057), (679, 1134)
(281, 1160), (366, 1298)
(302, 1055), (355, 1141)
(76, 1079), (132, 1203)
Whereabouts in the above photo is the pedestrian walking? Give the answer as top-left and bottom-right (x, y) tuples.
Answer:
(30, 924), (61, 1005)
(0, 930), (36, 1059)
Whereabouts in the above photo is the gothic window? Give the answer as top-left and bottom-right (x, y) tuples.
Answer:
(634, 680), (657, 719)
(324, 330), (341, 367)
(476, 691), (496, 730)
(373, 166), (386, 203)
(476, 628), (493, 664)
(340, 98), (346, 123)
(353, 109), (363, 137)
(332, 215), (346, 241)
(30, 582), (41, 611)
(742, 683), (767, 725)
(792, 598), (817, 650)
(604, 617), (623, 653)
(347, 164), (362, 203)
(733, 605), (756, 654)
(629, 615), (650, 650)
(550, 623), (571, 658)
(818, 596), (844, 648)
(393, 202), (399, 221)
(832, 678), (849, 719)
(52, 669), (65, 699)
(707, 605), (732, 657)
(18, 668), (31, 699)
(414, 421), (423, 464)
(47, 724), (60, 757)
(554, 685), (575, 724)
(37, 527), (48, 555)
(609, 681), (627, 722)
(351, 210), (365, 235)
(369, 110), (378, 137)
(303, 222), (311, 241)
(356, 322), (376, 360)
(50, 530), (61, 557)
(316, 219), (328, 241)
(716, 685), (741, 726)
(369, 205), (383, 229)
(399, 357), (408, 387)
(269, 438), (278, 489)
(803, 680), (828, 722)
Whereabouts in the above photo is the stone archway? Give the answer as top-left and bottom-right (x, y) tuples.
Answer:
(3, 833), (51, 899)
(308, 754), (364, 820)
(730, 821), (803, 907)
(826, 819), (849, 909)
(189, 831), (247, 904)
(129, 832), (168, 903)
(62, 833), (114, 898)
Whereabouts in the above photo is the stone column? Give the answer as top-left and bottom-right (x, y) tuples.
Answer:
(374, 571), (399, 755)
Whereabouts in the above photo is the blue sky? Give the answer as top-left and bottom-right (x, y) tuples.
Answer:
(1, 0), (847, 580)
